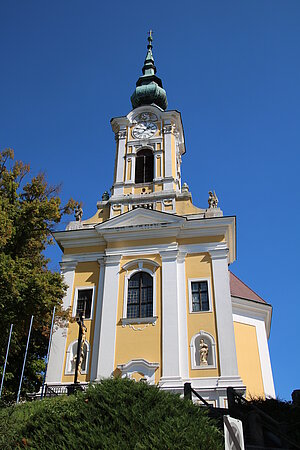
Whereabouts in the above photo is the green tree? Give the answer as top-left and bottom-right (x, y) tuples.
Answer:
(0, 149), (78, 402)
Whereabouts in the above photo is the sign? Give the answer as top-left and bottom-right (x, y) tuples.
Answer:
(224, 415), (245, 450)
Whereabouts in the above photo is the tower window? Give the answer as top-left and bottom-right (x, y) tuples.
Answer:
(127, 272), (153, 318)
(135, 149), (154, 184)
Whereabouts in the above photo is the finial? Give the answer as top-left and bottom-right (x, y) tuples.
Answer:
(148, 29), (153, 42)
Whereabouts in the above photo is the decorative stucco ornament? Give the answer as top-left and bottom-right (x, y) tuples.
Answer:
(131, 31), (168, 111)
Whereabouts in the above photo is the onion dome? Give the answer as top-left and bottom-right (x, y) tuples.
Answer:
(131, 32), (168, 111)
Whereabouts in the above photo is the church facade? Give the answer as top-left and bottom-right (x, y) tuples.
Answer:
(46, 35), (275, 406)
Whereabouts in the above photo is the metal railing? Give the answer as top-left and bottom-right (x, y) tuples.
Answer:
(183, 382), (213, 408)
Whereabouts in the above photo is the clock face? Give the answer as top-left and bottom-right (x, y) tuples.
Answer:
(132, 121), (157, 139)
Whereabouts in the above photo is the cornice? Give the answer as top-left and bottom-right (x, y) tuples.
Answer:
(53, 229), (105, 249)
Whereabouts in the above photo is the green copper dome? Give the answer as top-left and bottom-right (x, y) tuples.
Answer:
(131, 33), (168, 111)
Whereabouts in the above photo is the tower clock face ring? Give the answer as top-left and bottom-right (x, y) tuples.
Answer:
(132, 121), (157, 139)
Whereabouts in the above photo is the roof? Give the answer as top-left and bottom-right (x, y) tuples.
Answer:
(229, 271), (267, 304)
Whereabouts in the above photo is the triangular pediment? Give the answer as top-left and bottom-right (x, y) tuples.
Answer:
(95, 208), (185, 231)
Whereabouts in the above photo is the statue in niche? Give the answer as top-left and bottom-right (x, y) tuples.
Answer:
(208, 191), (218, 209)
(199, 339), (209, 366)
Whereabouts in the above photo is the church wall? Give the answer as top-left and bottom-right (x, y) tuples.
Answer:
(184, 253), (220, 378)
(61, 261), (100, 383)
(175, 198), (204, 216)
(114, 255), (162, 383)
(82, 206), (110, 224)
(233, 321), (265, 398)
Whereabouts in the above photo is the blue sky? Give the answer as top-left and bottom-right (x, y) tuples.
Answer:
(1, 1), (299, 400)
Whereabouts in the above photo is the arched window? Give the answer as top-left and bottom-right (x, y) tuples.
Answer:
(135, 149), (154, 184)
(127, 272), (153, 318)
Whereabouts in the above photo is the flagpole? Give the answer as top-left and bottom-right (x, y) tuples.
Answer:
(0, 324), (13, 399)
(17, 315), (34, 403)
(40, 307), (56, 399)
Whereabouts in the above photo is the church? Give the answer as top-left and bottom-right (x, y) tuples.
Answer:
(46, 34), (275, 407)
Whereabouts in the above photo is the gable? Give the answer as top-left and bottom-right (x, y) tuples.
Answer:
(95, 208), (185, 231)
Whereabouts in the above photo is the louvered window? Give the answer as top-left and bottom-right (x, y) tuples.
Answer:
(135, 149), (154, 184)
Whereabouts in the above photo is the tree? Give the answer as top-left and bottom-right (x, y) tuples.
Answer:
(0, 149), (78, 402)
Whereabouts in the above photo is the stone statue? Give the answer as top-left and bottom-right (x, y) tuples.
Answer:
(182, 182), (189, 193)
(199, 339), (209, 365)
(75, 204), (83, 221)
(102, 191), (110, 201)
(208, 191), (218, 209)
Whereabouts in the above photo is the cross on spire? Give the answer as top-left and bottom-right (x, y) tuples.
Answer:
(148, 29), (153, 42)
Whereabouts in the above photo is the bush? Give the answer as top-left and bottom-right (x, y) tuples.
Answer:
(0, 378), (223, 449)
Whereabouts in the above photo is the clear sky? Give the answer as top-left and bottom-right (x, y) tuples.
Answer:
(1, 1), (299, 401)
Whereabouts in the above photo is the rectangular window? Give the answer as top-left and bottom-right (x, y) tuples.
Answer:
(76, 288), (93, 319)
(191, 281), (209, 312)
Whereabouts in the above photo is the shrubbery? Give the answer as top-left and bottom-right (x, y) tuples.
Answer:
(0, 378), (223, 449)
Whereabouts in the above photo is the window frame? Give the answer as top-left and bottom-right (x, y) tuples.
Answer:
(122, 267), (157, 325)
(72, 285), (95, 320)
(188, 278), (212, 314)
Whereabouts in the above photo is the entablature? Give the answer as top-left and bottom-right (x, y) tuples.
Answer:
(55, 209), (235, 262)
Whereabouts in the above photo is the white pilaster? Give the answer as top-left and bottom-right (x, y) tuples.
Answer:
(95, 254), (121, 380)
(209, 250), (240, 378)
(159, 249), (182, 383)
(177, 252), (189, 379)
(90, 258), (105, 381)
(115, 130), (126, 184)
(46, 261), (77, 383)
(163, 123), (173, 179)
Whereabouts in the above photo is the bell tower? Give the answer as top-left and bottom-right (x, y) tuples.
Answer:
(103, 34), (188, 218)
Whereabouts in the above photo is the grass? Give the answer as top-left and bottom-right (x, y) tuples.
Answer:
(0, 378), (224, 449)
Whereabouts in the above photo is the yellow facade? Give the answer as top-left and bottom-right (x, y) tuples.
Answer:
(234, 322), (265, 399)
(114, 255), (162, 383)
(62, 262), (100, 383)
(185, 253), (219, 378)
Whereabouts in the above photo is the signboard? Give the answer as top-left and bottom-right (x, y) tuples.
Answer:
(224, 415), (245, 450)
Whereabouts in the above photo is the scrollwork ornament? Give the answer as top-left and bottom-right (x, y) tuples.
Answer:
(115, 130), (127, 141)
(163, 124), (176, 134)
